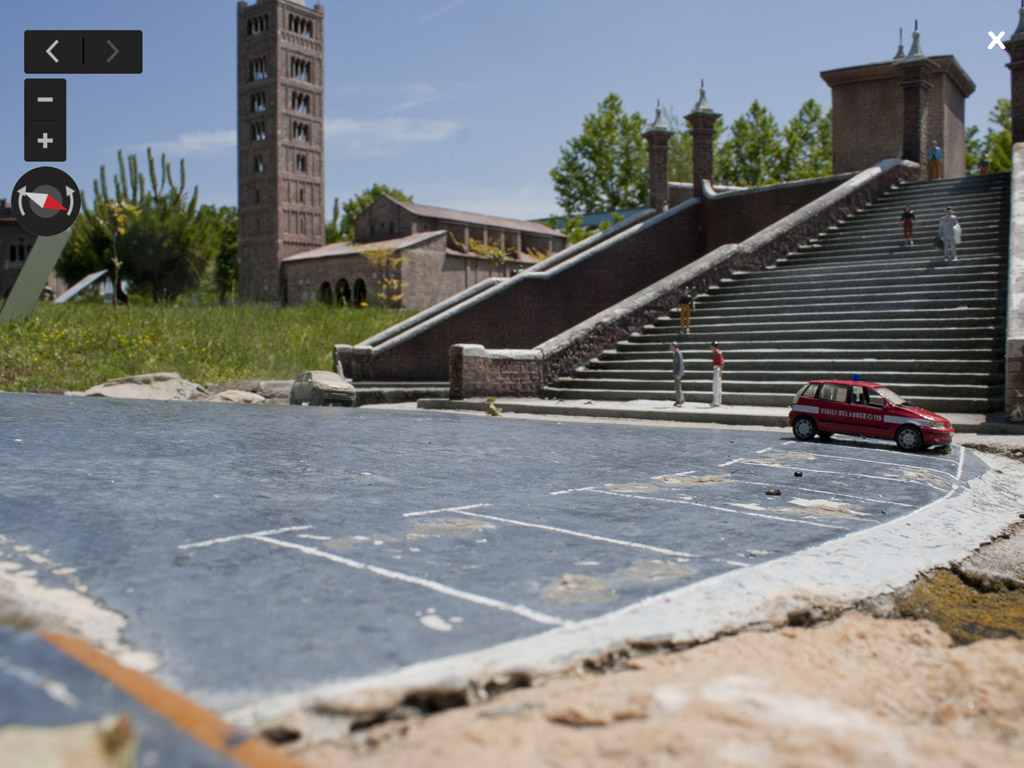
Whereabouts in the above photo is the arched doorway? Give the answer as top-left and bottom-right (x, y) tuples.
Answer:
(353, 278), (367, 307)
(336, 278), (350, 306)
(318, 281), (332, 303)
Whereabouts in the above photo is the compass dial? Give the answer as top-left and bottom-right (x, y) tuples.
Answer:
(12, 167), (80, 237)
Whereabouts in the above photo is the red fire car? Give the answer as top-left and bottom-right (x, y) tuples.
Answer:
(788, 379), (954, 452)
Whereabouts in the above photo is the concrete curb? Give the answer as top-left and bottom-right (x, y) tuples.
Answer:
(225, 448), (1024, 736)
(417, 397), (1024, 435)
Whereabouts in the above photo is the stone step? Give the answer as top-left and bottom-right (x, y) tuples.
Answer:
(677, 294), (1001, 314)
(707, 278), (1002, 300)
(713, 267), (1003, 290)
(550, 376), (999, 399)
(614, 333), (1002, 350)
(630, 323), (1004, 341)
(658, 302), (1001, 323)
(541, 386), (999, 413)
(790, 240), (1005, 259)
(606, 339), (999, 354)
(589, 357), (1004, 374)
(547, 175), (1010, 415)
(568, 369), (1002, 386)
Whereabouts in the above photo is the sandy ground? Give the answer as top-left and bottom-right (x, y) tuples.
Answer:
(293, 438), (1024, 768)
(297, 613), (1024, 768)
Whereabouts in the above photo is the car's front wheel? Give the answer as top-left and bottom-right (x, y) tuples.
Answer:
(895, 425), (923, 452)
(792, 415), (817, 440)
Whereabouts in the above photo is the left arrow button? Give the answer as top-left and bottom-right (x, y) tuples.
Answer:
(46, 39), (59, 63)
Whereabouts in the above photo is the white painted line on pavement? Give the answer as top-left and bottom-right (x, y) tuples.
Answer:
(755, 448), (772, 454)
(250, 535), (566, 627)
(178, 525), (313, 550)
(297, 534), (332, 541)
(403, 503), (492, 518)
(449, 509), (697, 558)
(733, 462), (949, 492)
(718, 457), (746, 467)
(550, 486), (599, 496)
(768, 448), (962, 482)
(581, 489), (844, 529)
(729, 480), (915, 508)
(650, 471), (696, 479)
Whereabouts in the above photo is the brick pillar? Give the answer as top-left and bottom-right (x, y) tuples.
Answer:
(686, 83), (721, 198)
(895, 23), (937, 177)
(1006, 4), (1024, 143)
(643, 103), (673, 210)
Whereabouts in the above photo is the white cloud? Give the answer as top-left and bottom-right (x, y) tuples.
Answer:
(144, 129), (236, 155)
(394, 83), (441, 111)
(384, 0), (471, 38)
(324, 116), (461, 157)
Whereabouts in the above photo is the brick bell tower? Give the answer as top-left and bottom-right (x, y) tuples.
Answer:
(237, 0), (325, 303)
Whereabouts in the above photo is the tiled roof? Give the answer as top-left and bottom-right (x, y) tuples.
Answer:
(282, 230), (445, 262)
(386, 195), (564, 238)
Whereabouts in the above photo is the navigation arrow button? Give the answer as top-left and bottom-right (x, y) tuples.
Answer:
(46, 39), (59, 63)
(106, 40), (119, 63)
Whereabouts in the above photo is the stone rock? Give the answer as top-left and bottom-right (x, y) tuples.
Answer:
(201, 390), (266, 404)
(83, 372), (205, 401)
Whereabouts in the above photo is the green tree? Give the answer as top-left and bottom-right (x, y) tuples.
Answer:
(550, 93), (648, 215)
(208, 206), (238, 303)
(545, 213), (588, 245)
(780, 99), (832, 179)
(327, 183), (412, 243)
(715, 100), (784, 187)
(965, 124), (983, 175)
(982, 98), (1011, 173)
(662, 108), (693, 183)
(60, 149), (217, 302)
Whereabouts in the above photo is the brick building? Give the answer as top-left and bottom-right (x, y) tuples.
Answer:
(821, 29), (974, 176)
(0, 199), (65, 301)
(280, 196), (565, 309)
(0, 200), (34, 299)
(236, 0), (325, 302)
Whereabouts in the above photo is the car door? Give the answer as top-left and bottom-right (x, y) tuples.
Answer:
(844, 385), (888, 437)
(814, 382), (851, 432)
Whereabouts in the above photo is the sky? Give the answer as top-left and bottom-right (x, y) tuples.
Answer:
(0, 0), (1019, 222)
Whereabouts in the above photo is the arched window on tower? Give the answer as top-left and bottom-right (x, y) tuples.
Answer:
(250, 92), (266, 113)
(290, 57), (310, 82)
(250, 58), (267, 81)
(251, 122), (266, 141)
(291, 91), (310, 114)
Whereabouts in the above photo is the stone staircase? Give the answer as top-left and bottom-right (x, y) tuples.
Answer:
(543, 173), (1010, 413)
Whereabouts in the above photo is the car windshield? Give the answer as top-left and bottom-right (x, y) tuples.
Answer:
(875, 386), (906, 406)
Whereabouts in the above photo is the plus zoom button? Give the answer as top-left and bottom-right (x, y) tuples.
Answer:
(25, 31), (143, 74)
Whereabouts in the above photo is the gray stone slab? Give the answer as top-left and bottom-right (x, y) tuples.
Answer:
(0, 392), (1002, 722)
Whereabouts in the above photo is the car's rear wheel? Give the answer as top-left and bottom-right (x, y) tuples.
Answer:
(792, 415), (816, 440)
(895, 425), (923, 452)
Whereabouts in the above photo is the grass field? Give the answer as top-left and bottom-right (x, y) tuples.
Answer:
(0, 301), (417, 392)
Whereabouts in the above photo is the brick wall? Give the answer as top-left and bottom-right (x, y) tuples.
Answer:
(346, 202), (703, 381)
(701, 173), (854, 251)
